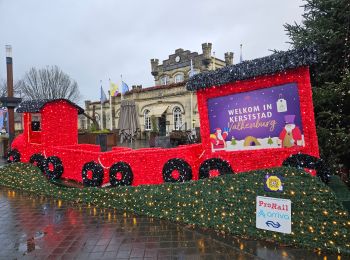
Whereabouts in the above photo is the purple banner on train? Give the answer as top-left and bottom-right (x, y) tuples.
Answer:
(207, 83), (305, 151)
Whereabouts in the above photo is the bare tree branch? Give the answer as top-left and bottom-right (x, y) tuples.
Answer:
(0, 79), (23, 97)
(19, 65), (81, 103)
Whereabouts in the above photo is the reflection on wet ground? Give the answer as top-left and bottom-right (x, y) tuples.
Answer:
(0, 187), (343, 259)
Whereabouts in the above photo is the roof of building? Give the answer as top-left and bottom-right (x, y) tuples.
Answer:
(186, 47), (317, 91)
(88, 82), (187, 105)
(16, 99), (84, 114)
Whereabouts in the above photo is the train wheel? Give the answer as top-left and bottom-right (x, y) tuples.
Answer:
(199, 158), (233, 179)
(7, 149), (21, 163)
(44, 156), (64, 180)
(162, 158), (192, 183)
(82, 161), (104, 187)
(29, 153), (46, 172)
(109, 162), (133, 186)
(282, 153), (330, 183)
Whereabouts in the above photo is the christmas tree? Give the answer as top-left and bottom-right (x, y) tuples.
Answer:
(285, 0), (350, 173)
(267, 136), (273, 145)
(231, 137), (236, 145)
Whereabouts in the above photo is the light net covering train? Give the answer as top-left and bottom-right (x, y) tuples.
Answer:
(7, 48), (329, 187)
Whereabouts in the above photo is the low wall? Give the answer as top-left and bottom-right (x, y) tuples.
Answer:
(78, 132), (118, 147)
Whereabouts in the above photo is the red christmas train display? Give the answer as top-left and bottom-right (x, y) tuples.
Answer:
(7, 48), (329, 187)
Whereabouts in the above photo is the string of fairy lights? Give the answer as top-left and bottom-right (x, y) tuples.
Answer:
(0, 163), (349, 255)
(186, 47), (317, 91)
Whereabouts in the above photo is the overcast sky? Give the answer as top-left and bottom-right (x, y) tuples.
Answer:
(0, 0), (304, 105)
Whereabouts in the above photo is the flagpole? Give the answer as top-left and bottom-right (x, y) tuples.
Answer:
(240, 44), (243, 63)
(108, 79), (113, 130)
(190, 59), (194, 130)
(213, 51), (216, 70)
(100, 80), (103, 130)
(120, 74), (124, 101)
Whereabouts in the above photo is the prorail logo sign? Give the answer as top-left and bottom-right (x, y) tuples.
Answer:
(256, 196), (291, 234)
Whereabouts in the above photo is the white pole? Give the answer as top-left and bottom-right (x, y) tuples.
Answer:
(100, 80), (103, 130)
(190, 92), (193, 130)
(240, 44), (243, 63)
(109, 90), (113, 130)
(100, 102), (103, 130)
(120, 74), (124, 101)
(213, 51), (216, 70)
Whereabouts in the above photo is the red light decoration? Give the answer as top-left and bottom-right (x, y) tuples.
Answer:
(9, 66), (320, 187)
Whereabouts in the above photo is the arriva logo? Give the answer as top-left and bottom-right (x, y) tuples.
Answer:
(258, 210), (290, 220)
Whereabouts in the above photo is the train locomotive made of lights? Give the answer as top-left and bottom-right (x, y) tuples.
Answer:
(7, 48), (329, 187)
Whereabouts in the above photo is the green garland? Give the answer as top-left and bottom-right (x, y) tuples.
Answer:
(0, 163), (349, 255)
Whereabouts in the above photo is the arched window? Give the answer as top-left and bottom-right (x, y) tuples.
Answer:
(174, 73), (184, 83)
(160, 76), (169, 85)
(144, 109), (151, 130)
(173, 106), (182, 130)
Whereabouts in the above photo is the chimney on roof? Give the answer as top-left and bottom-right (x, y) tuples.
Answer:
(202, 43), (212, 60)
(202, 43), (212, 68)
(224, 52), (234, 66)
(132, 85), (142, 90)
(151, 59), (159, 77)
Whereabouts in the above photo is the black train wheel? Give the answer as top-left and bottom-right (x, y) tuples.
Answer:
(7, 149), (21, 163)
(44, 156), (64, 180)
(162, 158), (192, 183)
(282, 153), (330, 183)
(109, 162), (133, 186)
(29, 153), (46, 172)
(199, 158), (234, 179)
(82, 161), (104, 187)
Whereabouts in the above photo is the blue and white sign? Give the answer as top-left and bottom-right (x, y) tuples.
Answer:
(256, 196), (291, 234)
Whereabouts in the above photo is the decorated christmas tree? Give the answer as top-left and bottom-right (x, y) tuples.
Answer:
(285, 0), (350, 172)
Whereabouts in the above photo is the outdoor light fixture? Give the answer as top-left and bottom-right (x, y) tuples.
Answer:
(5, 45), (12, 58)
(4, 44), (21, 147)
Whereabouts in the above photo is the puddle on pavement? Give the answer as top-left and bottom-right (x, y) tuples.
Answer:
(17, 231), (45, 255)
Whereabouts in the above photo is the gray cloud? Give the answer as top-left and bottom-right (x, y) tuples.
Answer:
(0, 0), (304, 104)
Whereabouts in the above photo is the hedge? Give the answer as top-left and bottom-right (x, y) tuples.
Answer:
(0, 163), (349, 254)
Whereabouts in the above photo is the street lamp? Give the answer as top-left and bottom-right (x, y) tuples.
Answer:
(5, 45), (13, 98)
(5, 45), (12, 59)
(1, 45), (21, 148)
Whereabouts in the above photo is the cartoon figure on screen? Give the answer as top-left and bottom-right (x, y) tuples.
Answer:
(210, 128), (228, 149)
(279, 115), (303, 148)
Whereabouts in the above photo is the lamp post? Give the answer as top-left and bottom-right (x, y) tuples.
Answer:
(2, 45), (21, 148)
(6, 45), (14, 147)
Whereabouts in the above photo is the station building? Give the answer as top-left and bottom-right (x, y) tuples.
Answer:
(81, 43), (234, 139)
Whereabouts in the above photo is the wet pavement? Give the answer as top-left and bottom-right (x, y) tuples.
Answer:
(0, 187), (256, 259)
(0, 187), (344, 260)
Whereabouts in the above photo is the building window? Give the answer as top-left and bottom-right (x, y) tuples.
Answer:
(174, 73), (184, 83)
(144, 109), (151, 130)
(173, 106), (182, 130)
(160, 76), (169, 85)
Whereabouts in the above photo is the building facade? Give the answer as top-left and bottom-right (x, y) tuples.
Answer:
(82, 43), (234, 139)
(151, 43), (233, 86)
(82, 83), (198, 139)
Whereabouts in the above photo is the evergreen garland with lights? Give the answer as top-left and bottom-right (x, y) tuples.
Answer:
(0, 163), (349, 255)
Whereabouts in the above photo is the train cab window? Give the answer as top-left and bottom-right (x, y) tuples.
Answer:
(31, 114), (41, 131)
